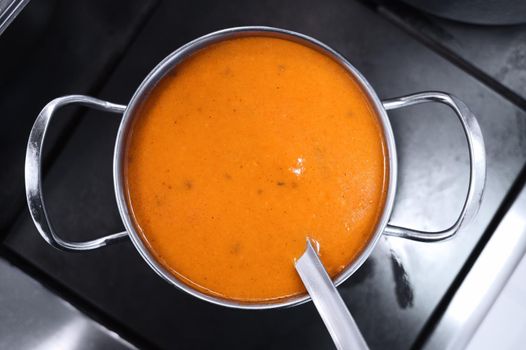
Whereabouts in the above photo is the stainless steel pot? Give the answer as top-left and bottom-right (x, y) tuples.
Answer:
(25, 26), (486, 310)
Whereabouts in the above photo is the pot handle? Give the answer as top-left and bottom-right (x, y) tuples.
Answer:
(382, 92), (486, 242)
(25, 95), (129, 252)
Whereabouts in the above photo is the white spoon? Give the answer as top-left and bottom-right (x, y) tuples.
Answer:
(295, 240), (369, 350)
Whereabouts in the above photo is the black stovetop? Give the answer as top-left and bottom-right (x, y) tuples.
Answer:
(1, 1), (526, 349)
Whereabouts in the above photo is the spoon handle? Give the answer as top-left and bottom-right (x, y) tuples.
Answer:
(295, 241), (369, 350)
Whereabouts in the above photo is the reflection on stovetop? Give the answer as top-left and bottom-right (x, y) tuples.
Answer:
(0, 0), (157, 231)
(0, 257), (135, 350)
(373, 0), (526, 108)
(2, 0), (526, 349)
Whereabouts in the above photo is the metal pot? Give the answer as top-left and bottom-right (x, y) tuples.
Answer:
(25, 26), (486, 310)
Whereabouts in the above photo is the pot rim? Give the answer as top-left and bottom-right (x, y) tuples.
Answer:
(112, 26), (398, 310)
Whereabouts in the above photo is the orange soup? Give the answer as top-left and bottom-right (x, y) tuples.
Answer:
(125, 36), (388, 302)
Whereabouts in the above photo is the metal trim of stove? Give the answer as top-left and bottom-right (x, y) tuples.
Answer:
(24, 26), (486, 311)
(0, 0), (31, 36)
(0, 257), (136, 350)
(423, 175), (526, 350)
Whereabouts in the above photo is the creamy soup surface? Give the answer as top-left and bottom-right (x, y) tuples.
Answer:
(125, 36), (388, 302)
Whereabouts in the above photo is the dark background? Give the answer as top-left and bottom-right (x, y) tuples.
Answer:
(1, 0), (525, 349)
